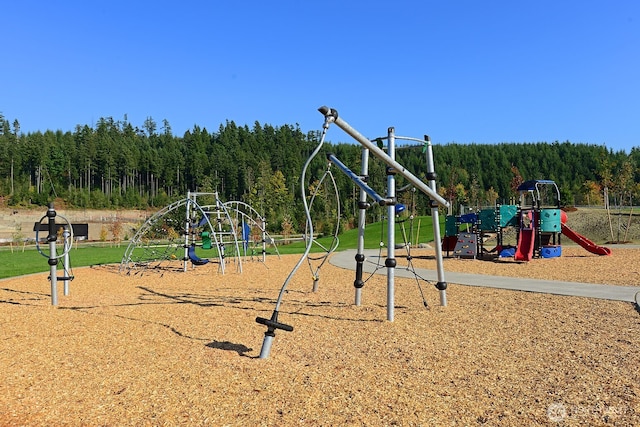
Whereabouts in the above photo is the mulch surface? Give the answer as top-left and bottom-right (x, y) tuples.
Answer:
(1, 248), (639, 426)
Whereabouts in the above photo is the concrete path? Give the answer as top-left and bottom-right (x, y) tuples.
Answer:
(330, 249), (640, 303)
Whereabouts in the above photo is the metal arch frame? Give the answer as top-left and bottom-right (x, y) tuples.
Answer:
(184, 191), (242, 274)
(222, 200), (281, 261)
(119, 194), (235, 274)
(120, 198), (189, 272)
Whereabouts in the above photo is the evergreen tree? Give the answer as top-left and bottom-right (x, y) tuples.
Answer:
(0, 113), (637, 235)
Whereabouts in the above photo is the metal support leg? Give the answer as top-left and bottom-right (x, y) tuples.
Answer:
(354, 147), (369, 306)
(46, 204), (58, 306)
(425, 136), (448, 306)
(386, 127), (397, 321)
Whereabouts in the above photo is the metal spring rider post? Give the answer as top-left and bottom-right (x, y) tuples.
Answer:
(46, 205), (59, 306)
(36, 203), (74, 306)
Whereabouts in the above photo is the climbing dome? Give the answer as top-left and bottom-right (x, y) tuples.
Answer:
(120, 192), (278, 275)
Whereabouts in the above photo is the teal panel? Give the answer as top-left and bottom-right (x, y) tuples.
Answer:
(445, 215), (458, 236)
(499, 205), (518, 227)
(478, 208), (497, 231)
(539, 209), (561, 232)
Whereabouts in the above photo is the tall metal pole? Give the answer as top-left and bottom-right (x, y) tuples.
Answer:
(256, 114), (333, 359)
(261, 219), (267, 263)
(46, 204), (58, 306)
(424, 136), (448, 306)
(184, 191), (191, 272)
(215, 195), (226, 275)
(354, 147), (369, 306)
(327, 151), (390, 304)
(386, 127), (397, 321)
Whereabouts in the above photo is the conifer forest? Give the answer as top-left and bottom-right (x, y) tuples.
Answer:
(0, 114), (638, 233)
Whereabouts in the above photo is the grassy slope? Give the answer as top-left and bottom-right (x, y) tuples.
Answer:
(0, 216), (442, 279)
(277, 215), (440, 253)
(0, 245), (127, 279)
(3, 208), (637, 279)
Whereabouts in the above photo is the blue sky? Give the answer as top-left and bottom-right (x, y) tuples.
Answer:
(2, 1), (639, 152)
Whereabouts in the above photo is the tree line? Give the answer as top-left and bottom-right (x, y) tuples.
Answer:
(0, 113), (638, 234)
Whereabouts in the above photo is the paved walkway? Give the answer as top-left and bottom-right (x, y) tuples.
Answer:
(330, 249), (640, 303)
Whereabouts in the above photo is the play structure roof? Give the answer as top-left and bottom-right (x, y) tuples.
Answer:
(517, 179), (556, 191)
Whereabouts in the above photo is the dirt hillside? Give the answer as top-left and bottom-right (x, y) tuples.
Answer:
(0, 207), (149, 242)
(562, 207), (640, 244)
(1, 206), (638, 244)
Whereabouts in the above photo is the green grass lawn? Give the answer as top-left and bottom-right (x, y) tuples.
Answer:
(277, 215), (441, 253)
(0, 215), (443, 279)
(0, 244), (127, 279)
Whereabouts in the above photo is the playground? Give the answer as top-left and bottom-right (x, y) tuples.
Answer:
(1, 246), (639, 425)
(2, 105), (639, 424)
(442, 180), (615, 262)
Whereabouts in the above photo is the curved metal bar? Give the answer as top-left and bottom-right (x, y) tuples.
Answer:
(257, 114), (334, 359)
(306, 163), (341, 290)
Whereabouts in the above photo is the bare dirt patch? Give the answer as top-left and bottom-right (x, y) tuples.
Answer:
(1, 250), (639, 426)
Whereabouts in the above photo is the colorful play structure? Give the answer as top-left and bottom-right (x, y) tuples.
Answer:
(120, 192), (279, 274)
(442, 179), (611, 261)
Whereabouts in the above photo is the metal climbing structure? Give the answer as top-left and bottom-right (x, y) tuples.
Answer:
(255, 105), (451, 359)
(120, 192), (277, 275)
(222, 200), (281, 262)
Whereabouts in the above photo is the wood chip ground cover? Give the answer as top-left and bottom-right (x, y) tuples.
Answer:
(1, 247), (639, 426)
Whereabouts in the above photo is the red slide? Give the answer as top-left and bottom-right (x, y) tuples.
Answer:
(514, 227), (535, 261)
(561, 224), (611, 256)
